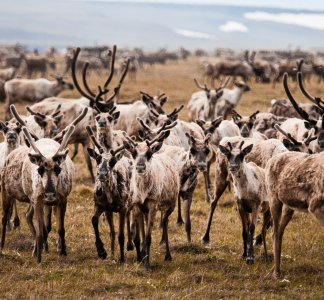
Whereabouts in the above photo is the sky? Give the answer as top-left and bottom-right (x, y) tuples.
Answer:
(74, 0), (324, 11)
(2, 0), (324, 50)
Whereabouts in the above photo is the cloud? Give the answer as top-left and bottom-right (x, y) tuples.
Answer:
(244, 11), (324, 31)
(174, 28), (215, 40)
(219, 21), (249, 32)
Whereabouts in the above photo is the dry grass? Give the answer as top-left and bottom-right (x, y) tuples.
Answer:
(0, 57), (324, 299)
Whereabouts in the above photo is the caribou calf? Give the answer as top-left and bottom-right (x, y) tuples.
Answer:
(219, 141), (270, 264)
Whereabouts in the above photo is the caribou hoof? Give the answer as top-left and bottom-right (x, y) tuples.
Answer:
(13, 217), (20, 229)
(165, 253), (172, 261)
(97, 247), (107, 259)
(246, 257), (254, 265)
(96, 241), (107, 259)
(177, 218), (184, 225)
(43, 242), (49, 253)
(59, 249), (67, 256)
(126, 240), (134, 251)
(201, 235), (210, 244)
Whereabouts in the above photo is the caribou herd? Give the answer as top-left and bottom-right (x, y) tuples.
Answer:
(0, 44), (323, 281)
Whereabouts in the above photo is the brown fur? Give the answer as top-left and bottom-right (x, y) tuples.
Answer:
(265, 151), (324, 278)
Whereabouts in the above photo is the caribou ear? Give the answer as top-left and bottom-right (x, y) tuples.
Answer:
(217, 89), (223, 98)
(109, 151), (124, 168)
(138, 130), (145, 141)
(54, 115), (63, 125)
(195, 119), (205, 129)
(142, 94), (152, 106)
(87, 148), (102, 164)
(0, 121), (8, 132)
(211, 117), (222, 131)
(34, 115), (47, 128)
(283, 139), (295, 151)
(28, 153), (44, 166)
(151, 142), (163, 155)
(52, 149), (69, 164)
(241, 144), (253, 157)
(160, 96), (167, 107)
(112, 111), (120, 122)
(218, 145), (230, 157)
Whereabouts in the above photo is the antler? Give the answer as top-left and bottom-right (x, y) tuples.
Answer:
(146, 130), (169, 147)
(238, 140), (244, 150)
(296, 59), (304, 72)
(156, 121), (177, 134)
(297, 72), (324, 112)
(71, 47), (97, 105)
(52, 104), (62, 117)
(10, 105), (39, 141)
(249, 110), (260, 120)
(53, 107), (88, 142)
(283, 73), (317, 126)
(204, 133), (212, 144)
(274, 124), (301, 145)
(194, 78), (209, 92)
(124, 135), (138, 147)
(157, 92), (166, 99)
(22, 126), (43, 156)
(148, 104), (160, 118)
(55, 125), (75, 154)
(232, 109), (242, 121)
(71, 46), (128, 111)
(167, 105), (184, 118)
(86, 125), (103, 154)
(26, 106), (46, 119)
(304, 128), (317, 146)
(82, 62), (96, 97)
(137, 118), (152, 132)
(110, 144), (125, 156)
(105, 57), (130, 103)
(220, 76), (231, 89)
(104, 46), (116, 89)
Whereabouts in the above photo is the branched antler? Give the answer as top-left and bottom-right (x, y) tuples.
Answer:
(194, 78), (209, 92)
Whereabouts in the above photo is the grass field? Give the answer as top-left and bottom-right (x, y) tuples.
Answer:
(0, 57), (324, 299)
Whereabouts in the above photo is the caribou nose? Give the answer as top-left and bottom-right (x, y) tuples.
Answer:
(241, 129), (249, 137)
(197, 162), (207, 172)
(136, 165), (146, 173)
(98, 120), (106, 128)
(50, 128), (58, 136)
(7, 133), (16, 139)
(229, 164), (240, 172)
(45, 192), (56, 200)
(98, 172), (107, 181)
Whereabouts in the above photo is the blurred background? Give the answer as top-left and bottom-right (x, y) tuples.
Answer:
(1, 0), (324, 51)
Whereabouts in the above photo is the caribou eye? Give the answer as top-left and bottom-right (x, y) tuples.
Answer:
(204, 148), (210, 155)
(38, 166), (45, 176)
(190, 148), (197, 155)
(54, 165), (61, 175)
